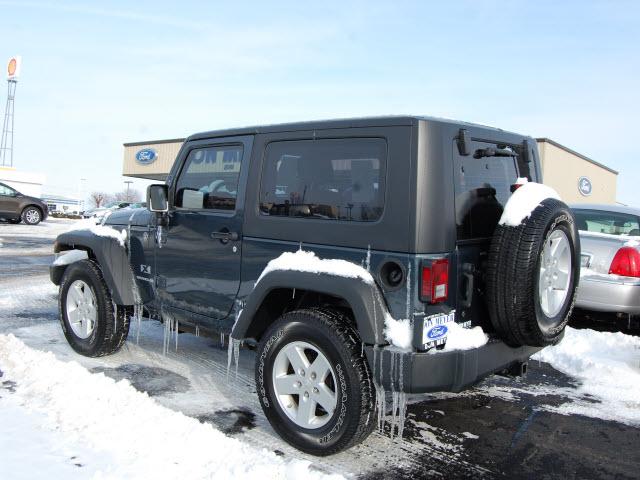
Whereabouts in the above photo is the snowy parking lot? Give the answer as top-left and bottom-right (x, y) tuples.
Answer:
(1, 219), (639, 479)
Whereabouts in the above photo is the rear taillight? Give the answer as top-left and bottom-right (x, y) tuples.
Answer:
(609, 247), (640, 277)
(421, 259), (449, 303)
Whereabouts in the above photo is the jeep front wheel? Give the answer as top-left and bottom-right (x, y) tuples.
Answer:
(59, 259), (131, 357)
(255, 309), (376, 456)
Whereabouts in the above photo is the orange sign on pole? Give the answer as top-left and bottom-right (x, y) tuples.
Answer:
(7, 56), (21, 80)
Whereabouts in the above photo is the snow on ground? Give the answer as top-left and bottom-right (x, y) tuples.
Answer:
(532, 327), (640, 425)
(0, 334), (340, 480)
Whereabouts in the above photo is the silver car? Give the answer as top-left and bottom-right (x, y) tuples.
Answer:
(572, 204), (640, 316)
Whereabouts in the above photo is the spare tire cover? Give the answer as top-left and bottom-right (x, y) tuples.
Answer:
(486, 198), (580, 347)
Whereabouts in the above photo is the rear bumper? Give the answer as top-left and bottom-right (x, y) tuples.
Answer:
(576, 274), (640, 315)
(365, 340), (542, 394)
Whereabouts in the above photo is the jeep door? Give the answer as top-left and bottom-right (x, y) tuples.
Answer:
(155, 136), (253, 324)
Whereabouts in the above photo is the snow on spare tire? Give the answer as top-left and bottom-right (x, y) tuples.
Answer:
(486, 181), (580, 347)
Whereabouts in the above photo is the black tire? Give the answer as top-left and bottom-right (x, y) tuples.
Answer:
(59, 259), (131, 357)
(255, 308), (376, 456)
(21, 206), (42, 225)
(486, 198), (580, 347)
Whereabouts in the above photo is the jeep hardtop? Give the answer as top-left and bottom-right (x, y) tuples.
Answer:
(50, 116), (580, 455)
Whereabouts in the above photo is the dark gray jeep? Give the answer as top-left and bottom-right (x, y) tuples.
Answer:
(50, 116), (580, 455)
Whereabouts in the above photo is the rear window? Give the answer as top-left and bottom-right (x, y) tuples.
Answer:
(455, 146), (519, 239)
(259, 138), (387, 222)
(574, 209), (640, 236)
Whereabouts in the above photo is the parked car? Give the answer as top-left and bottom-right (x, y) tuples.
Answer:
(0, 181), (48, 225)
(572, 204), (640, 317)
(81, 201), (132, 220)
(49, 116), (580, 455)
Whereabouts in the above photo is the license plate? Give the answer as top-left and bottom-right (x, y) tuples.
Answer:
(423, 311), (455, 348)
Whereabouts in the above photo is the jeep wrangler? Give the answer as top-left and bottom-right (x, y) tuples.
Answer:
(50, 116), (580, 455)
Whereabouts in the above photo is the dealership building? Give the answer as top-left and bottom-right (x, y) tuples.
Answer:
(123, 131), (619, 205)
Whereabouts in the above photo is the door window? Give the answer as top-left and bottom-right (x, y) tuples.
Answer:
(0, 183), (16, 196)
(174, 145), (243, 210)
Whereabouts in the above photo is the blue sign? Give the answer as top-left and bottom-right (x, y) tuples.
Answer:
(578, 176), (592, 196)
(135, 148), (158, 165)
(426, 325), (449, 340)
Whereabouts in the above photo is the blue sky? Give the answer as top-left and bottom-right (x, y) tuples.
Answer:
(0, 0), (638, 205)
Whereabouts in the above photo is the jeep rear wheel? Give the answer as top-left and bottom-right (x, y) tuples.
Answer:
(59, 259), (131, 357)
(486, 198), (580, 347)
(255, 308), (375, 455)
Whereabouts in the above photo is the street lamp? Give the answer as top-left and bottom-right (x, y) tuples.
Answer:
(124, 180), (133, 202)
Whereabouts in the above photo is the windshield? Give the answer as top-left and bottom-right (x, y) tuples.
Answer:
(574, 209), (640, 236)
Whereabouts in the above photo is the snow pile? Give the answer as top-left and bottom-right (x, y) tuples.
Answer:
(439, 322), (488, 352)
(0, 334), (341, 480)
(383, 314), (412, 350)
(52, 249), (88, 266)
(256, 250), (374, 285)
(499, 182), (561, 227)
(65, 220), (127, 247)
(533, 327), (640, 425)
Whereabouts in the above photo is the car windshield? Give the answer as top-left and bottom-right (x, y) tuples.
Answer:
(574, 209), (640, 236)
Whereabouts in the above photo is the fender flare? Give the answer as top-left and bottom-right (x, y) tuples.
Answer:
(231, 269), (389, 345)
(50, 229), (138, 306)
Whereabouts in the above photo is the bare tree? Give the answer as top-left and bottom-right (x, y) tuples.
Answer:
(90, 191), (111, 208)
(113, 189), (142, 203)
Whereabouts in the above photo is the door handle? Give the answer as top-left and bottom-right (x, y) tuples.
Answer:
(210, 230), (239, 242)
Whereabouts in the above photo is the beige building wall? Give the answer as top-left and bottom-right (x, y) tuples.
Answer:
(123, 137), (619, 205)
(123, 139), (184, 180)
(536, 139), (617, 205)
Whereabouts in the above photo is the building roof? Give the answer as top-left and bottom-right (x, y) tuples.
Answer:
(536, 137), (618, 175)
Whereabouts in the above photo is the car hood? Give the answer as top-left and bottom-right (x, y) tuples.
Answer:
(103, 207), (152, 227)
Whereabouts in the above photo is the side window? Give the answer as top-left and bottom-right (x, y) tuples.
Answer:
(455, 144), (519, 239)
(0, 184), (16, 196)
(174, 145), (243, 210)
(259, 138), (387, 222)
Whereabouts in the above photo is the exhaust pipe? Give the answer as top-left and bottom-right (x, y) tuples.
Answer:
(498, 361), (528, 378)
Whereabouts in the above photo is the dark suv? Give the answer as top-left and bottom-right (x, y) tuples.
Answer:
(0, 182), (48, 225)
(50, 116), (580, 455)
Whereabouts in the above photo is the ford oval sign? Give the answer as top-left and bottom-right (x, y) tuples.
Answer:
(578, 176), (592, 196)
(427, 324), (449, 340)
(135, 148), (157, 166)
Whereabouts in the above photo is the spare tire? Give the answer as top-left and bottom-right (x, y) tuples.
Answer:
(486, 198), (580, 347)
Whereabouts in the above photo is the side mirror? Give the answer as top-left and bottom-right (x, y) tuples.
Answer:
(147, 184), (169, 213)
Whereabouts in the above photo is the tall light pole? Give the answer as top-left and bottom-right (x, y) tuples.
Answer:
(124, 180), (133, 202)
(1, 56), (21, 167)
